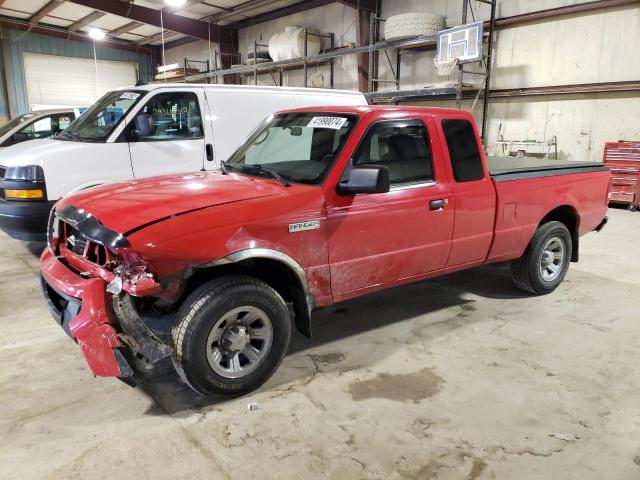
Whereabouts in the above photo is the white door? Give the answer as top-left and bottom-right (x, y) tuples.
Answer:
(23, 53), (137, 109)
(126, 89), (209, 178)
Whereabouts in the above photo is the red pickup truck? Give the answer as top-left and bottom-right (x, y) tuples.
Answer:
(40, 106), (610, 397)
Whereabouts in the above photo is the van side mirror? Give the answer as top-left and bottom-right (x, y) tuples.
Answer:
(131, 114), (154, 139)
(337, 165), (390, 195)
(12, 132), (31, 144)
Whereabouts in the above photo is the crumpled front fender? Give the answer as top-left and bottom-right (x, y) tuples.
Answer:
(41, 247), (126, 377)
(69, 278), (123, 377)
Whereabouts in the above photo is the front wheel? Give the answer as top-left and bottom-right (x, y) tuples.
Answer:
(171, 276), (291, 397)
(511, 221), (573, 295)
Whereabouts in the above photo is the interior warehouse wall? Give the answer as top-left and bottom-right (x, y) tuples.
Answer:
(163, 40), (219, 71)
(237, 2), (358, 89)
(0, 29), (155, 118)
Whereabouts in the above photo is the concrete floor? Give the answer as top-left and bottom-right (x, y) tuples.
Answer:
(0, 208), (639, 480)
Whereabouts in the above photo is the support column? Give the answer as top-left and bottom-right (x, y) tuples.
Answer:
(355, 8), (370, 93)
(1, 37), (15, 118)
(219, 26), (239, 85)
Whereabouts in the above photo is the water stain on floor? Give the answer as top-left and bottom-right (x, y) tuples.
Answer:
(308, 352), (346, 365)
(468, 458), (487, 480)
(347, 367), (444, 403)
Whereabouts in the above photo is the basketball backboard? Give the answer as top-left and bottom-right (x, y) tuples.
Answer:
(436, 21), (483, 63)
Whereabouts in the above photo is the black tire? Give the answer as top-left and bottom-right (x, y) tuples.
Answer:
(510, 221), (573, 295)
(171, 275), (291, 397)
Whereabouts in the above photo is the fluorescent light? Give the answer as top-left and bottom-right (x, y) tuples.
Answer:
(165, 0), (187, 7)
(88, 28), (105, 40)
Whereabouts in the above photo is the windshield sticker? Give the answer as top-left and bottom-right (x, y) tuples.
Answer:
(307, 116), (347, 130)
(119, 92), (141, 100)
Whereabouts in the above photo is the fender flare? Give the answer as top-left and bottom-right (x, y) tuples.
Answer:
(211, 248), (314, 337)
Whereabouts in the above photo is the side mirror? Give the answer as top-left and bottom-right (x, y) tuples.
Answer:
(337, 165), (390, 195)
(12, 132), (31, 144)
(131, 114), (154, 139)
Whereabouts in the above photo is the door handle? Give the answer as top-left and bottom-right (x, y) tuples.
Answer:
(429, 199), (446, 210)
(206, 143), (214, 162)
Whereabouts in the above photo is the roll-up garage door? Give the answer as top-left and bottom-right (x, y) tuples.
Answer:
(23, 53), (137, 110)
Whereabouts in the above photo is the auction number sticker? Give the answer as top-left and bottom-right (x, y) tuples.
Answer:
(307, 116), (347, 130)
(120, 92), (141, 100)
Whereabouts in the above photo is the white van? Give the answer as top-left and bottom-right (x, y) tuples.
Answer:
(0, 83), (366, 240)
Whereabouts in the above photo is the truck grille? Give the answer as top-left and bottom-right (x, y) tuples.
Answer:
(66, 226), (88, 256)
(0, 166), (6, 179)
(61, 222), (108, 266)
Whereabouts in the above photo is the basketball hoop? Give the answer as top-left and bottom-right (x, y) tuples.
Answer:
(434, 57), (459, 76)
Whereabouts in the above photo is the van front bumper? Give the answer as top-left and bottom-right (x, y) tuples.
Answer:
(0, 199), (55, 241)
(40, 247), (133, 378)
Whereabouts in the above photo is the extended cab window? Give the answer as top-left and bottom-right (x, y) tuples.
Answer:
(135, 92), (203, 141)
(353, 120), (433, 185)
(442, 119), (484, 182)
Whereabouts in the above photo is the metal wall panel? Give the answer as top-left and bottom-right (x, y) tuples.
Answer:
(1, 29), (154, 117)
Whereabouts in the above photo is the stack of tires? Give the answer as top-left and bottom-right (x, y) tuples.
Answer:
(384, 13), (446, 41)
(247, 50), (271, 65)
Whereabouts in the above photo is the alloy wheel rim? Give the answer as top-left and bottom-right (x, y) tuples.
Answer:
(205, 306), (273, 379)
(539, 236), (565, 282)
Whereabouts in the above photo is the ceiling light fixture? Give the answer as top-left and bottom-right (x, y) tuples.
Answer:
(88, 28), (106, 41)
(165, 0), (187, 7)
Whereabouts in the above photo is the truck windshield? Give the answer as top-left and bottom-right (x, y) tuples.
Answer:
(226, 112), (358, 185)
(56, 90), (143, 143)
(0, 113), (36, 138)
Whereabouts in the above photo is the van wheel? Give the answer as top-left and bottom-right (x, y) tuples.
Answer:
(510, 221), (572, 295)
(171, 276), (291, 397)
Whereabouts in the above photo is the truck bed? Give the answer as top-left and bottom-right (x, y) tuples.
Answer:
(487, 156), (608, 182)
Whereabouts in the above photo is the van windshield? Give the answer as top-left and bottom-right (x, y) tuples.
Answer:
(56, 90), (143, 143)
(0, 113), (36, 138)
(226, 112), (357, 185)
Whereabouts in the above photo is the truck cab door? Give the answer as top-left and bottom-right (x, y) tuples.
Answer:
(440, 118), (496, 267)
(125, 89), (209, 178)
(325, 118), (454, 300)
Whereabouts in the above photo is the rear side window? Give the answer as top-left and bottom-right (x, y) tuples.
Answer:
(442, 119), (484, 182)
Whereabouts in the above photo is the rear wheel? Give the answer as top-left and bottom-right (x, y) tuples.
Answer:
(171, 276), (291, 397)
(511, 221), (572, 295)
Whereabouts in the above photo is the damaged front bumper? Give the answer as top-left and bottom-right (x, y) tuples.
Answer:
(40, 247), (172, 380)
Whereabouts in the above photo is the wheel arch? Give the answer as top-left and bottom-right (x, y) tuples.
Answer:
(185, 249), (314, 338)
(538, 205), (580, 262)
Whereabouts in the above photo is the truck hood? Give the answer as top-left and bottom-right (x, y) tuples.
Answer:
(56, 171), (287, 235)
(0, 138), (58, 166)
